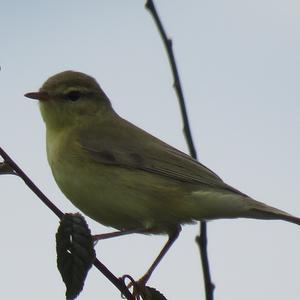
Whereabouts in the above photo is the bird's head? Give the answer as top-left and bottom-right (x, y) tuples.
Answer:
(25, 70), (112, 130)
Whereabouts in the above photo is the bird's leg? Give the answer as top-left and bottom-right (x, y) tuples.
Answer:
(93, 228), (145, 241)
(138, 229), (180, 285)
(94, 227), (180, 298)
(123, 228), (180, 297)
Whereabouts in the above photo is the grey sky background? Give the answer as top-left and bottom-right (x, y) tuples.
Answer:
(1, 1), (300, 299)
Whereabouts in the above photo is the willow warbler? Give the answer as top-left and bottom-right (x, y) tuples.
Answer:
(25, 71), (300, 284)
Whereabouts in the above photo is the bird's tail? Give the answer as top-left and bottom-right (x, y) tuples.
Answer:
(190, 190), (300, 225)
(245, 198), (300, 226)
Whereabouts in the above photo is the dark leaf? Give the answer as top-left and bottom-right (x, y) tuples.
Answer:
(141, 286), (167, 300)
(56, 213), (96, 300)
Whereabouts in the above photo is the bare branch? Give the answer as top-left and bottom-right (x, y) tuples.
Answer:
(0, 147), (135, 300)
(0, 146), (63, 219)
(145, 1), (215, 299)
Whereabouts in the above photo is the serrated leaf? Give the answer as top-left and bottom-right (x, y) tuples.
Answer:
(141, 286), (167, 300)
(0, 162), (15, 175)
(56, 213), (96, 300)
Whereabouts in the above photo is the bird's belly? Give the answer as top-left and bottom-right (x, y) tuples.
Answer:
(51, 157), (191, 234)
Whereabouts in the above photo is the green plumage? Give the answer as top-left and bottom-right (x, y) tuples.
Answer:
(26, 70), (300, 236)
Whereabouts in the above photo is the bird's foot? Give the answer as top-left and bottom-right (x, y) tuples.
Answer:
(121, 274), (150, 300)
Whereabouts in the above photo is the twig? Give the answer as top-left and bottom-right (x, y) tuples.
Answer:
(145, 1), (214, 299)
(196, 224), (214, 300)
(145, 0), (197, 159)
(93, 260), (135, 300)
(0, 147), (63, 219)
(0, 146), (135, 300)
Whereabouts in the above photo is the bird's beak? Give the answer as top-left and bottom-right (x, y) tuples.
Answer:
(24, 91), (49, 101)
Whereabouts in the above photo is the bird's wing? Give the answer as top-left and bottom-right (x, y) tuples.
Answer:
(77, 116), (246, 195)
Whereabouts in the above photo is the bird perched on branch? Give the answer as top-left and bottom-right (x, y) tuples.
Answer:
(25, 70), (300, 290)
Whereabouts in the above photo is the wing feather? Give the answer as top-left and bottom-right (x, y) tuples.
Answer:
(77, 116), (246, 196)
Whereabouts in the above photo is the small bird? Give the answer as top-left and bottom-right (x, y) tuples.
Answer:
(25, 70), (300, 287)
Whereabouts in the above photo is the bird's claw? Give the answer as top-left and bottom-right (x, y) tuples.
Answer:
(120, 274), (148, 300)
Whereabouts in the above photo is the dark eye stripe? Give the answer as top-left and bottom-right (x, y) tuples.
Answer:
(66, 91), (81, 101)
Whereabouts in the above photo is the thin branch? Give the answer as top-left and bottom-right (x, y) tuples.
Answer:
(0, 147), (63, 219)
(0, 146), (135, 300)
(93, 260), (135, 300)
(145, 0), (197, 159)
(196, 223), (215, 300)
(145, 1), (215, 299)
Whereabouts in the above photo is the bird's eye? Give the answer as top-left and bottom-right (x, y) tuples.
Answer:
(66, 90), (81, 101)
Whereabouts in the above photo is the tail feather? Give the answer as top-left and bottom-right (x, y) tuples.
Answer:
(250, 207), (300, 226)
(190, 190), (300, 225)
(247, 198), (300, 226)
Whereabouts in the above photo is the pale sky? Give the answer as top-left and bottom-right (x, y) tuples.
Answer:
(1, 1), (300, 300)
